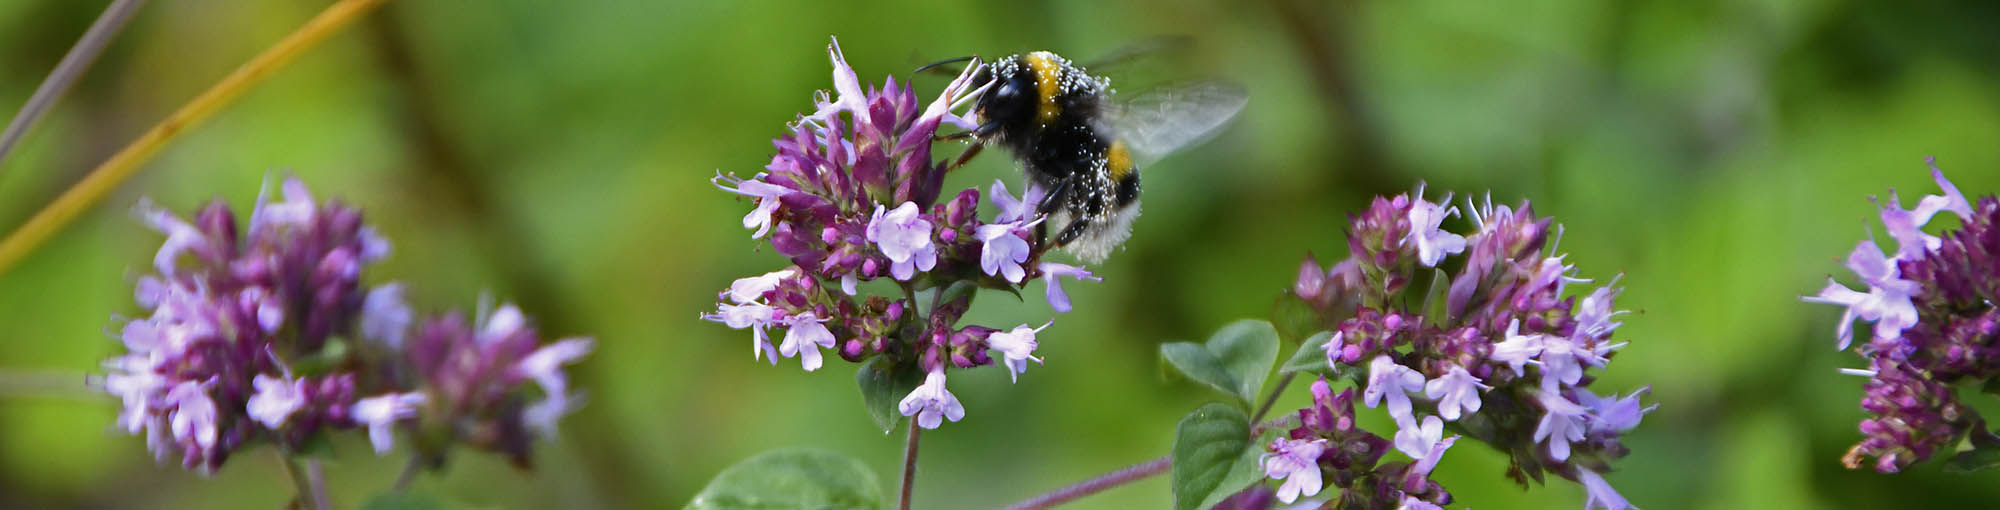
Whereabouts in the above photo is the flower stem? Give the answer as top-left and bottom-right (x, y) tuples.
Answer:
(0, 0), (150, 172)
(279, 453), (321, 510)
(0, 0), (391, 280)
(392, 455), (423, 492)
(1251, 372), (1296, 424)
(898, 419), (922, 510)
(1003, 416), (1294, 509)
(305, 459), (331, 510)
(1004, 455), (1171, 510)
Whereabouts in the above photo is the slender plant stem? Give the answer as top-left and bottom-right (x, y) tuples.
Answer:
(1250, 372), (1296, 424)
(898, 419), (922, 510)
(279, 453), (318, 510)
(1005, 455), (1171, 510)
(392, 455), (422, 492)
(305, 459), (331, 510)
(1003, 414), (1296, 508)
(0, 0), (391, 280)
(0, 0), (151, 172)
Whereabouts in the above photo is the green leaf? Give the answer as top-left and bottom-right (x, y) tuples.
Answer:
(1172, 403), (1261, 510)
(291, 337), (351, 377)
(685, 449), (884, 510)
(1270, 291), (1321, 345)
(1278, 331), (1336, 377)
(935, 279), (981, 308)
(857, 357), (923, 434)
(1160, 320), (1280, 405)
(1946, 446), (2000, 473)
(1420, 268), (1449, 328)
(363, 491), (444, 510)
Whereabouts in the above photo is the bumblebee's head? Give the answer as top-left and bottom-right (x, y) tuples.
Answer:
(973, 56), (1038, 139)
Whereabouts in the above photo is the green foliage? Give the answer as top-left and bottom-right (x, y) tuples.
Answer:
(685, 449), (884, 510)
(856, 357), (923, 434)
(1170, 403), (1264, 510)
(1278, 331), (1336, 378)
(363, 491), (445, 510)
(1270, 291), (1322, 345)
(1160, 320), (1280, 406)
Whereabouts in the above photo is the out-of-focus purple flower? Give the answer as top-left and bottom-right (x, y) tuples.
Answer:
(247, 375), (306, 429)
(1262, 437), (1327, 504)
(866, 202), (938, 281)
(104, 177), (593, 476)
(515, 338), (593, 436)
(1533, 391), (1589, 462)
(1365, 355), (1425, 424)
(1040, 262), (1100, 313)
(1404, 184), (1466, 267)
(1424, 366), (1490, 421)
(1400, 496), (1445, 510)
(361, 283), (412, 349)
(986, 322), (1048, 383)
(518, 338), (595, 398)
(779, 312), (837, 371)
(136, 199), (206, 277)
(353, 392), (425, 454)
(166, 381), (219, 450)
(1576, 469), (1632, 510)
(898, 370), (964, 429)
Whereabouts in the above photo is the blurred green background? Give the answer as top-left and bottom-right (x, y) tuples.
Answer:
(2, 0), (1997, 508)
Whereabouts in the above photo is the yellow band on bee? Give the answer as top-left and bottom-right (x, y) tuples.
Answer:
(1106, 140), (1134, 180)
(1025, 51), (1063, 126)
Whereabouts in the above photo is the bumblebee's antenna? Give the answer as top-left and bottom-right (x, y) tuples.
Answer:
(914, 56), (978, 75)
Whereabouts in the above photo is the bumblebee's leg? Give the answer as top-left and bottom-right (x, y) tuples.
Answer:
(1031, 178), (1073, 249)
(1053, 215), (1093, 246)
(1035, 179), (1071, 214)
(933, 130), (975, 142)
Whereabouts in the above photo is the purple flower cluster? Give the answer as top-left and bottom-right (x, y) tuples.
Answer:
(1263, 377), (1454, 509)
(101, 178), (591, 474)
(1269, 185), (1651, 509)
(1804, 158), (1998, 473)
(703, 38), (1100, 429)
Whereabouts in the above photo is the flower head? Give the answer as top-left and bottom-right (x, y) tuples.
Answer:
(353, 392), (425, 454)
(1365, 355), (1425, 423)
(898, 370), (965, 429)
(1533, 391), (1590, 462)
(1424, 366), (1490, 421)
(102, 177), (593, 474)
(986, 322), (1048, 382)
(247, 375), (307, 429)
(1404, 184), (1467, 267)
(1263, 437), (1327, 504)
(867, 202), (938, 280)
(702, 38), (1106, 430)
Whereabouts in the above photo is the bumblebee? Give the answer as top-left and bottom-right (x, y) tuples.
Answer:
(945, 50), (1246, 263)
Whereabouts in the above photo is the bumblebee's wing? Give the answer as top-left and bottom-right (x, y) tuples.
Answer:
(1106, 80), (1247, 165)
